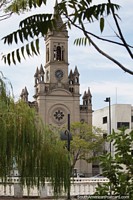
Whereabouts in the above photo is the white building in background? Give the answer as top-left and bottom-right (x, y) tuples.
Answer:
(93, 104), (133, 154)
(93, 104), (133, 132)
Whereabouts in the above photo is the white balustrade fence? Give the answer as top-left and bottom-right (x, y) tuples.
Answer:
(0, 177), (109, 198)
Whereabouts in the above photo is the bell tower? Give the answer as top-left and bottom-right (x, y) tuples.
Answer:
(33, 1), (92, 128)
(21, 0), (93, 178)
(45, 2), (69, 84)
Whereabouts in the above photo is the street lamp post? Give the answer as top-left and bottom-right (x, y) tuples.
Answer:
(60, 114), (72, 200)
(67, 114), (71, 152)
(104, 97), (111, 154)
(104, 97), (112, 196)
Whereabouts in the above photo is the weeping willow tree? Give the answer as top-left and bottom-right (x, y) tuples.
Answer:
(0, 73), (70, 195)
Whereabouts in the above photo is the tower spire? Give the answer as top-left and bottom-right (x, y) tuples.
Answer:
(54, 0), (58, 10)
(74, 66), (79, 76)
(20, 87), (29, 102)
(53, 0), (67, 32)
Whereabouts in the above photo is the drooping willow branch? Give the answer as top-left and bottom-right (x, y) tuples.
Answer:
(0, 76), (70, 195)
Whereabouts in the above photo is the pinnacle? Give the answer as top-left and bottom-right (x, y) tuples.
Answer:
(68, 69), (73, 78)
(34, 67), (39, 77)
(74, 66), (80, 76)
(24, 86), (29, 95)
(82, 91), (87, 99)
(87, 87), (92, 97)
(39, 64), (44, 74)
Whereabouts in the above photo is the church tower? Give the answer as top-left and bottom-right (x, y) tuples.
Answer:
(20, 1), (93, 176)
(33, 2), (83, 126)
(80, 87), (92, 124)
(20, 1), (93, 128)
(45, 1), (69, 85)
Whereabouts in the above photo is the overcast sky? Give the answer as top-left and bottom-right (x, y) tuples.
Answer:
(0, 0), (133, 111)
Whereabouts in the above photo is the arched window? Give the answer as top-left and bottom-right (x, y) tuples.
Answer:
(54, 50), (56, 60)
(69, 80), (73, 85)
(62, 46), (64, 61)
(75, 77), (79, 83)
(46, 46), (49, 62)
(53, 45), (64, 61)
(47, 48), (49, 62)
(69, 87), (74, 93)
(35, 78), (39, 85)
(85, 100), (88, 105)
(56, 46), (61, 61)
(40, 75), (44, 82)
(83, 100), (88, 106)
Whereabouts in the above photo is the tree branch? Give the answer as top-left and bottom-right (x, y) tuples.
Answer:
(108, 0), (133, 59)
(81, 23), (133, 75)
(78, 24), (133, 49)
(64, 15), (133, 75)
(71, 147), (81, 170)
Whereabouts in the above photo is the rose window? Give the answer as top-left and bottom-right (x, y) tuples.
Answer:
(54, 110), (64, 121)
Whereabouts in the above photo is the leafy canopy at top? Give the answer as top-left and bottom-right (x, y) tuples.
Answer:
(3, 1), (133, 73)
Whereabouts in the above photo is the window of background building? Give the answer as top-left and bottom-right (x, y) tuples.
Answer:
(131, 116), (133, 122)
(103, 116), (107, 124)
(117, 122), (130, 129)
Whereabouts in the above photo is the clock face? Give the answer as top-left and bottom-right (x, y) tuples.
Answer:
(55, 70), (63, 79)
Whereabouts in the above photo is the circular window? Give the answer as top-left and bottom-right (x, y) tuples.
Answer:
(49, 106), (68, 126)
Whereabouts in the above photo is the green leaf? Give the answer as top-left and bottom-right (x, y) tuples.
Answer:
(37, 0), (42, 7)
(16, 49), (21, 63)
(31, 41), (38, 56)
(21, 46), (25, 59)
(7, 53), (11, 65)
(8, 34), (13, 45)
(12, 51), (16, 65)
(26, 44), (31, 57)
(23, 28), (28, 41)
(100, 17), (104, 32)
(35, 39), (40, 54)
(84, 37), (87, 46)
(74, 37), (91, 46)
(2, 55), (6, 64)
(14, 32), (18, 44)
(29, 0), (32, 9)
(18, 30), (23, 43)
